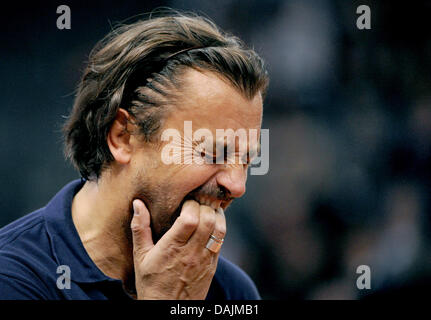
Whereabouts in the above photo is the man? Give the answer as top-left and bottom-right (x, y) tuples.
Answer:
(0, 12), (268, 299)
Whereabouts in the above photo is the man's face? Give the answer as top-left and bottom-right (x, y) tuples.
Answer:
(130, 69), (263, 242)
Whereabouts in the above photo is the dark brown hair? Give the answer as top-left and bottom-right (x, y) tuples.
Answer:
(63, 11), (269, 180)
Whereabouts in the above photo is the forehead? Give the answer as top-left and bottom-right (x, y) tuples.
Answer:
(164, 69), (263, 133)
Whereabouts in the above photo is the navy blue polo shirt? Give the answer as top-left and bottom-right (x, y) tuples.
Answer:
(0, 179), (260, 300)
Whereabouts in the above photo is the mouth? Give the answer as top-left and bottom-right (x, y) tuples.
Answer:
(184, 190), (233, 211)
(152, 187), (233, 243)
(171, 192), (232, 223)
(186, 194), (224, 210)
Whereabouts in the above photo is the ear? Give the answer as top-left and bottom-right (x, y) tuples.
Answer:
(107, 108), (134, 165)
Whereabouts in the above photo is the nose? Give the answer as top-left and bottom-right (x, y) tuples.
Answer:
(215, 164), (248, 199)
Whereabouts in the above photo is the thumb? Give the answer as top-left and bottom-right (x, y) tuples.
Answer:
(131, 199), (154, 258)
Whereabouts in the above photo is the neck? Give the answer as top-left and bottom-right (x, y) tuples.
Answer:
(71, 176), (135, 286)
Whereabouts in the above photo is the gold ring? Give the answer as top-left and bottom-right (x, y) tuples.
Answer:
(206, 234), (224, 253)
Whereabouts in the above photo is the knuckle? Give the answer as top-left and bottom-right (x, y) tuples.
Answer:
(133, 247), (141, 257)
(201, 209), (216, 230)
(180, 213), (199, 230)
(217, 226), (227, 238)
(130, 222), (142, 233)
(183, 199), (200, 211)
(213, 221), (226, 239)
(166, 243), (182, 256)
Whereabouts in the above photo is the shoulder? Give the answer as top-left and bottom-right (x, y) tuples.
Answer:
(0, 208), (54, 299)
(214, 255), (261, 300)
(0, 208), (45, 248)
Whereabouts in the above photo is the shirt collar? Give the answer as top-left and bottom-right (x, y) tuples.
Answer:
(43, 179), (112, 283)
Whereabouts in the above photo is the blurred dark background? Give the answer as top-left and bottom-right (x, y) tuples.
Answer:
(1, 0), (431, 299)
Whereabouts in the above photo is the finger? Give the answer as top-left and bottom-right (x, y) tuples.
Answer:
(131, 199), (154, 258)
(211, 207), (226, 243)
(202, 207), (226, 257)
(160, 199), (200, 246)
(188, 205), (217, 248)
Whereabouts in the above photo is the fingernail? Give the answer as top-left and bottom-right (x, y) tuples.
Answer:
(132, 200), (140, 216)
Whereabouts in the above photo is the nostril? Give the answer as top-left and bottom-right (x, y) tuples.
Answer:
(215, 166), (247, 198)
(216, 185), (229, 200)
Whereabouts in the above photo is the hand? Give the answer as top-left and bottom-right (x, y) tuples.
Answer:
(130, 199), (226, 300)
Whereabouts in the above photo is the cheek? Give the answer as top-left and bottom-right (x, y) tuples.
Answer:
(153, 165), (215, 218)
(130, 148), (161, 176)
(168, 163), (217, 194)
(134, 145), (218, 203)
